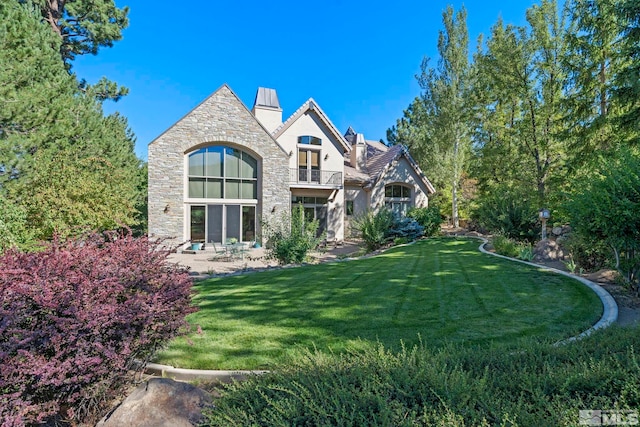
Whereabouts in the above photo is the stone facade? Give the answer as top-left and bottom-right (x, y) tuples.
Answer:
(148, 84), (435, 246)
(148, 84), (289, 244)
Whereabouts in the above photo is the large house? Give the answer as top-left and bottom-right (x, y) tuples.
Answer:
(148, 84), (435, 246)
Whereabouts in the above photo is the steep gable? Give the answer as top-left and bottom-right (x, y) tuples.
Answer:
(148, 84), (290, 242)
(273, 99), (351, 153)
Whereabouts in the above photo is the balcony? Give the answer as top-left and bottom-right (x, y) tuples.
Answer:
(290, 168), (343, 188)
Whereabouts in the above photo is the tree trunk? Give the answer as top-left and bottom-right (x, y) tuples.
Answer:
(452, 136), (460, 228)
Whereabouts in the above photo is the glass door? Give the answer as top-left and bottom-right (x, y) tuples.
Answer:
(207, 205), (223, 243)
(226, 205), (241, 242)
(190, 206), (206, 242)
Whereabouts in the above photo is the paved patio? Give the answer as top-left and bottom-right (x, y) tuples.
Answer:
(167, 241), (363, 278)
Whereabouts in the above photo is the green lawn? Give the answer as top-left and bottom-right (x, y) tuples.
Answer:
(156, 238), (603, 370)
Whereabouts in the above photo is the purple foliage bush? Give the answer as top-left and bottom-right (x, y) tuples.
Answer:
(0, 233), (196, 426)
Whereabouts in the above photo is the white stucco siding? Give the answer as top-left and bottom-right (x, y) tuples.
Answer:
(343, 185), (368, 238)
(277, 112), (346, 173)
(370, 157), (430, 211)
(344, 186), (369, 216)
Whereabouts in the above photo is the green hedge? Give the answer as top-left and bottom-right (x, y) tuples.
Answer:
(203, 326), (640, 426)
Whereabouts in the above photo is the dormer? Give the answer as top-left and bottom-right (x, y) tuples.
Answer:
(252, 87), (282, 133)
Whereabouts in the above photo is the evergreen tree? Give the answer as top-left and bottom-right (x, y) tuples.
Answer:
(0, 1), (143, 245)
(563, 0), (627, 165)
(614, 0), (640, 145)
(35, 0), (129, 64)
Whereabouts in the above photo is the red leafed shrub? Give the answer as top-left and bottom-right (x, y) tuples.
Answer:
(0, 232), (196, 426)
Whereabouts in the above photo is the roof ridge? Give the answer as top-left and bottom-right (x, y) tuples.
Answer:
(271, 98), (311, 135)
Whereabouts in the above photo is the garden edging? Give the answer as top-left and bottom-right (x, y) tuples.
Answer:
(475, 237), (618, 340)
(144, 362), (268, 382)
(148, 237), (615, 381)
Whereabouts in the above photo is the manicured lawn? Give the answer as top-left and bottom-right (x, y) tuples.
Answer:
(156, 238), (603, 370)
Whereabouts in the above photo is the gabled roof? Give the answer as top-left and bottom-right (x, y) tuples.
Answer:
(344, 163), (370, 184)
(365, 144), (436, 194)
(149, 83), (287, 156)
(272, 98), (352, 152)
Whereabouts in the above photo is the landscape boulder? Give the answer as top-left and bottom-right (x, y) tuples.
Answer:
(533, 239), (566, 262)
(96, 378), (212, 427)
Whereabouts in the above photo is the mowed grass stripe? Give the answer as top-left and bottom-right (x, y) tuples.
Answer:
(156, 238), (603, 370)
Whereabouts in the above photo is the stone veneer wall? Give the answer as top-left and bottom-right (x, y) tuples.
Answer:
(148, 84), (290, 244)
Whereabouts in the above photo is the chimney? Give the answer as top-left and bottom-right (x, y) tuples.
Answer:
(350, 133), (367, 171)
(252, 87), (282, 133)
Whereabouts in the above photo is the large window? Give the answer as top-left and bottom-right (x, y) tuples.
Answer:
(188, 146), (257, 199)
(385, 184), (412, 215)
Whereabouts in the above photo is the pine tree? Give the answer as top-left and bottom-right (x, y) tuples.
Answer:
(0, 1), (143, 245)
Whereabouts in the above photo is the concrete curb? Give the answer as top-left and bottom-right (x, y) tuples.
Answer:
(473, 236), (618, 341)
(144, 362), (268, 383)
(149, 236), (616, 381)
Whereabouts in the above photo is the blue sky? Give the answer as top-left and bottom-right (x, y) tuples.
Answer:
(73, 1), (536, 161)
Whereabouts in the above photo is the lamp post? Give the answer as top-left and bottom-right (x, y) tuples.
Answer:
(539, 208), (550, 240)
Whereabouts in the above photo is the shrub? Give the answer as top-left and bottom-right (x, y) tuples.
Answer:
(564, 233), (610, 272)
(203, 327), (640, 426)
(491, 234), (520, 258)
(472, 188), (538, 241)
(518, 242), (534, 261)
(407, 205), (443, 237)
(565, 148), (640, 288)
(388, 213), (424, 242)
(353, 209), (424, 252)
(353, 209), (395, 252)
(263, 204), (324, 265)
(0, 232), (196, 426)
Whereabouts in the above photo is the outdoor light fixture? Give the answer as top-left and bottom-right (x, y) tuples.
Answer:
(324, 153), (329, 160)
(163, 204), (170, 213)
(539, 208), (550, 239)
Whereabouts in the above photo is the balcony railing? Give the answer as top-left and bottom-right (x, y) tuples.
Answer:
(290, 168), (343, 187)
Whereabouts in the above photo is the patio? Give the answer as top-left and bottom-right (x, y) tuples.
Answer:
(167, 241), (363, 277)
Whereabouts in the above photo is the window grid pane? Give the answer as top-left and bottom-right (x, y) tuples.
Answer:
(189, 150), (205, 176)
(241, 152), (257, 179)
(188, 147), (258, 200)
(226, 148), (241, 178)
(205, 147), (224, 177)
(205, 179), (223, 198)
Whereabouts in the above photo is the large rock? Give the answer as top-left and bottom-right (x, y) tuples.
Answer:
(533, 239), (566, 262)
(97, 378), (212, 427)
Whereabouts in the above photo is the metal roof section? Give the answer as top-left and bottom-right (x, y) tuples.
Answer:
(253, 87), (281, 109)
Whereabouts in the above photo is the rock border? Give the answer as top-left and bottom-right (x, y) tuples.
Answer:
(147, 237), (617, 381)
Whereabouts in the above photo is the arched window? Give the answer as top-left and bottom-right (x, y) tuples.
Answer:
(385, 184), (411, 215)
(187, 146), (258, 199)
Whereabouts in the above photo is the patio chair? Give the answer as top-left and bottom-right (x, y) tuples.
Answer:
(207, 242), (230, 262)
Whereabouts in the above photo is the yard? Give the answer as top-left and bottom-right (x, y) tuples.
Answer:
(156, 238), (603, 370)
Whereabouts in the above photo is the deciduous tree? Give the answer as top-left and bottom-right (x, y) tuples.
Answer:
(389, 6), (472, 227)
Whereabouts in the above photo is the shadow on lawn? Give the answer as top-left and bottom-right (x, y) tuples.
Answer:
(165, 238), (602, 369)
